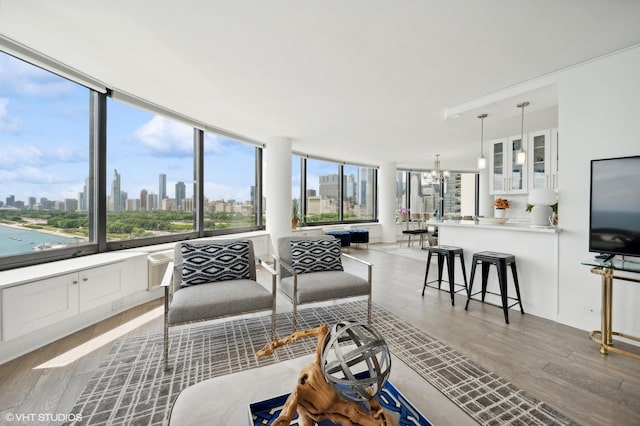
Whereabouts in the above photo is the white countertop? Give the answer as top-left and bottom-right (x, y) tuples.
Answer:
(426, 219), (561, 233)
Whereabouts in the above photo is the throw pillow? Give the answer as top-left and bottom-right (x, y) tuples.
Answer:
(290, 239), (344, 274)
(180, 240), (250, 288)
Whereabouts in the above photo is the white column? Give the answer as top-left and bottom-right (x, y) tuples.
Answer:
(378, 162), (397, 243)
(265, 137), (292, 251)
(478, 167), (493, 217)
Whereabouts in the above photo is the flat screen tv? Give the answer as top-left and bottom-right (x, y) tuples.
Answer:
(589, 155), (640, 258)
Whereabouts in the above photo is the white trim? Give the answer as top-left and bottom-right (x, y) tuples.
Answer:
(0, 34), (107, 94)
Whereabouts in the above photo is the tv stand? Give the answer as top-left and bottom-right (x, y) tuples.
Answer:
(581, 258), (640, 361)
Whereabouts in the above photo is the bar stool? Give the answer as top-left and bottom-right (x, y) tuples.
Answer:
(422, 245), (468, 306)
(465, 251), (524, 324)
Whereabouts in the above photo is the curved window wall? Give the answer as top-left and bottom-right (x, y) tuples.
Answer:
(0, 52), (91, 258)
(0, 50), (264, 270)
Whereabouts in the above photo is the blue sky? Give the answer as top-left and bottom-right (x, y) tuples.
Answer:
(0, 51), (256, 205)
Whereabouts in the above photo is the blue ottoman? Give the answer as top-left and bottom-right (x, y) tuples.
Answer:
(349, 229), (369, 248)
(326, 230), (351, 248)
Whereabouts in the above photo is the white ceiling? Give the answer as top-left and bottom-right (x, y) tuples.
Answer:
(1, 0), (640, 170)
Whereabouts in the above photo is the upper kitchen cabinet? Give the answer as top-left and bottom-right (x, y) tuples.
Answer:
(489, 135), (528, 195)
(528, 128), (559, 191)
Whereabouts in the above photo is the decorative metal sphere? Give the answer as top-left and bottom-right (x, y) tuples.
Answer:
(320, 321), (391, 403)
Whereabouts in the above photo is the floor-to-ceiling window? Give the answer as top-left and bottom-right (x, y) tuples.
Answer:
(0, 51), (91, 257)
(398, 169), (477, 221)
(203, 132), (258, 230)
(0, 49), (265, 271)
(106, 99), (195, 242)
(343, 164), (375, 221)
(296, 156), (379, 225)
(305, 158), (340, 223)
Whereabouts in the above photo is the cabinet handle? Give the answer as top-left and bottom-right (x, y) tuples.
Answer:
(72, 280), (78, 285)
(82, 277), (88, 282)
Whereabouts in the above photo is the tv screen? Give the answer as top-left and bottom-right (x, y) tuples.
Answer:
(589, 155), (640, 258)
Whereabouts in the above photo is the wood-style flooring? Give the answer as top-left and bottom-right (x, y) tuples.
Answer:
(1, 243), (639, 425)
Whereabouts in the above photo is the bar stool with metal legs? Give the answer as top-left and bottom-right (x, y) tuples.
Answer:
(464, 251), (524, 323)
(422, 245), (468, 306)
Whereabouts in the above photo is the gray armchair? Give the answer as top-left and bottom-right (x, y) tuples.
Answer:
(275, 235), (372, 331)
(162, 239), (276, 369)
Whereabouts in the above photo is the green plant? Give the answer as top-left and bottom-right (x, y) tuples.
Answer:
(291, 199), (300, 220)
(526, 202), (558, 213)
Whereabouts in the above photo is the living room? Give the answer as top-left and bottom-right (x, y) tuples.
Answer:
(1, 2), (640, 425)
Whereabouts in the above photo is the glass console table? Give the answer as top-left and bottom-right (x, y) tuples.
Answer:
(581, 258), (640, 361)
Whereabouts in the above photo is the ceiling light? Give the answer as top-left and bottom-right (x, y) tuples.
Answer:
(477, 113), (488, 169)
(516, 102), (529, 165)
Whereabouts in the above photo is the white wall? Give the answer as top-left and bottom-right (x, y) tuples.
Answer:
(557, 46), (640, 336)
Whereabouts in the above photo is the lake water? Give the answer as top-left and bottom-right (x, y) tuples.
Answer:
(0, 225), (82, 256)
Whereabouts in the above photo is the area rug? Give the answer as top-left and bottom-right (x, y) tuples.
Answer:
(66, 301), (579, 425)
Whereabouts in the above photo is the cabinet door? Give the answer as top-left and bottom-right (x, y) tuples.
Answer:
(2, 273), (79, 341)
(507, 135), (528, 193)
(490, 139), (506, 194)
(79, 262), (130, 312)
(551, 128), (559, 190)
(528, 130), (552, 189)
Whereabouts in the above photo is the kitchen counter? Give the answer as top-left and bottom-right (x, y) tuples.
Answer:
(426, 219), (561, 233)
(426, 219), (560, 321)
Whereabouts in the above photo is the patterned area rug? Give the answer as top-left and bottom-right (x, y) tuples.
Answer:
(66, 301), (579, 425)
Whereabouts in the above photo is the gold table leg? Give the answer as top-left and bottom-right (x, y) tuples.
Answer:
(589, 266), (640, 361)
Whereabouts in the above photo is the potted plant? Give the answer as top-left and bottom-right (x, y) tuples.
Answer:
(291, 199), (300, 229)
(526, 202), (558, 225)
(493, 198), (509, 218)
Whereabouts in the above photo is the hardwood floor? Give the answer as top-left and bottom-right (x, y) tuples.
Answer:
(1, 243), (639, 425)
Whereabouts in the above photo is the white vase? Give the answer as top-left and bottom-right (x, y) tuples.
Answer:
(494, 208), (505, 218)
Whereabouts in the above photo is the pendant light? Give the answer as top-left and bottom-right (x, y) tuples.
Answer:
(516, 102), (529, 165)
(477, 113), (488, 169)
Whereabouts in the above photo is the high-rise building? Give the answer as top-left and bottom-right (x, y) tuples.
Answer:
(319, 174), (340, 200)
(109, 169), (122, 211)
(147, 193), (158, 211)
(28, 197), (36, 209)
(6, 195), (15, 206)
(80, 177), (89, 211)
(140, 189), (148, 211)
(159, 173), (167, 201)
(175, 181), (186, 211)
(64, 198), (78, 211)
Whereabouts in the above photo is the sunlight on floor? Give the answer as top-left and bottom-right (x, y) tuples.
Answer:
(34, 306), (164, 369)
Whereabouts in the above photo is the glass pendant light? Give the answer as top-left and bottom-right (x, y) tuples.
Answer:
(477, 113), (488, 169)
(516, 102), (529, 165)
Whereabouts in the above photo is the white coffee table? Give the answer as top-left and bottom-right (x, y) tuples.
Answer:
(168, 354), (475, 425)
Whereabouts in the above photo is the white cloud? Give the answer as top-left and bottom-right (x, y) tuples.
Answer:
(0, 165), (69, 185)
(133, 115), (193, 155)
(0, 145), (43, 168)
(0, 98), (22, 133)
(0, 54), (75, 98)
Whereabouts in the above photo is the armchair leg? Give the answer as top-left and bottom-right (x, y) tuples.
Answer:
(292, 300), (297, 332)
(163, 287), (169, 370)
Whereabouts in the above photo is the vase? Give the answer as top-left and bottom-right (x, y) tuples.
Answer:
(494, 208), (505, 218)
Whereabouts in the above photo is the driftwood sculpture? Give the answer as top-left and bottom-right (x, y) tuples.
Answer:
(256, 324), (394, 426)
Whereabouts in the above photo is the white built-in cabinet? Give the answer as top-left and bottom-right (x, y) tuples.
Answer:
(528, 128), (559, 191)
(490, 127), (558, 194)
(1, 261), (130, 341)
(489, 135), (528, 194)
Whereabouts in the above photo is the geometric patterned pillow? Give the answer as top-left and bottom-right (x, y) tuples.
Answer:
(290, 239), (344, 274)
(179, 240), (250, 288)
